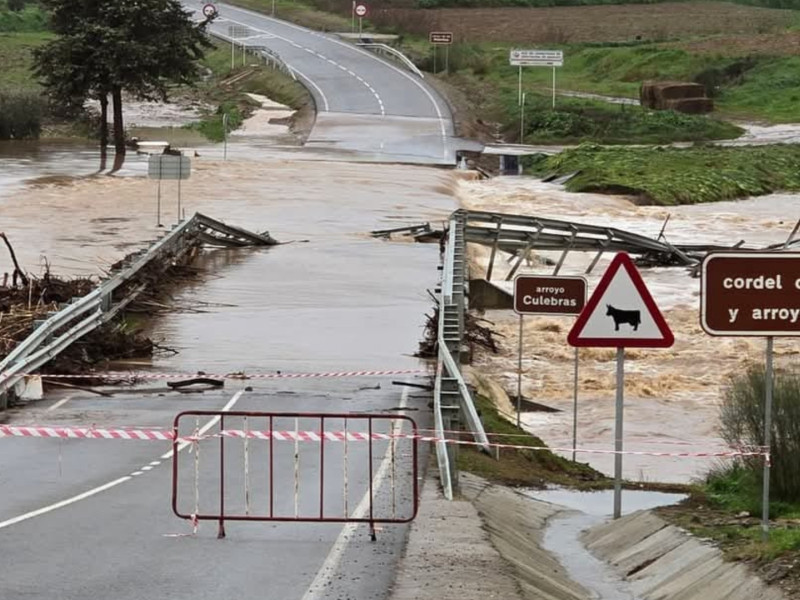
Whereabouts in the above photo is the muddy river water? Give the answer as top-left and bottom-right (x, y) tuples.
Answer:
(2, 101), (798, 484)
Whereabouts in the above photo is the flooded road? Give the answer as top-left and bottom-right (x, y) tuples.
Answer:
(459, 176), (799, 483)
(1, 147), (456, 373)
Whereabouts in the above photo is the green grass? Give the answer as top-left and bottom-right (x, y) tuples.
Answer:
(0, 31), (52, 91)
(718, 57), (800, 123)
(526, 143), (800, 204)
(417, 0), (798, 7)
(187, 42), (311, 141)
(515, 92), (742, 144)
(0, 4), (49, 32)
(457, 393), (606, 487)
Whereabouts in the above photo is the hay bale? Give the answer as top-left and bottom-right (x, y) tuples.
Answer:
(665, 97), (714, 114)
(640, 80), (712, 113)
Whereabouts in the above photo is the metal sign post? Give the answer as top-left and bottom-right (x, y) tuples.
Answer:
(510, 49), (564, 110)
(572, 346), (579, 462)
(355, 4), (367, 36)
(520, 92), (526, 143)
(700, 251), (800, 539)
(568, 253), (674, 519)
(223, 113), (229, 160)
(429, 32), (453, 75)
(148, 155), (191, 227)
(514, 275), (587, 430)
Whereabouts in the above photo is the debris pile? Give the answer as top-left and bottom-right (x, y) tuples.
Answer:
(417, 292), (502, 359)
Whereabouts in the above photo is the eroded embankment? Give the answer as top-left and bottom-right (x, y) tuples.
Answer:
(582, 511), (786, 600)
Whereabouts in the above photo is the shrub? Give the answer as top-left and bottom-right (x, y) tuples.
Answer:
(0, 90), (42, 139)
(719, 365), (800, 503)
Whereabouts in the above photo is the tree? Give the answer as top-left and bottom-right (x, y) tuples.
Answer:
(35, 0), (211, 159)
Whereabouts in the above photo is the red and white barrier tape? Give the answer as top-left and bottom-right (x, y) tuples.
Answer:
(0, 424), (768, 459)
(24, 369), (427, 381)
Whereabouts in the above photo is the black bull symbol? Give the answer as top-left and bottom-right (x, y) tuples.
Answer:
(606, 304), (641, 331)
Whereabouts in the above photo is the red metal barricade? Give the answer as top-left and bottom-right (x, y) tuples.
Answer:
(171, 411), (419, 539)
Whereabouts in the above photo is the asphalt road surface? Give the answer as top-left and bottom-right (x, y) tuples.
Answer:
(1, 381), (431, 599)
(185, 0), (463, 164)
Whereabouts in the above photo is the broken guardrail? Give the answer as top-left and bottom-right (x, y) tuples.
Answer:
(0, 213), (276, 407)
(435, 213), (490, 499)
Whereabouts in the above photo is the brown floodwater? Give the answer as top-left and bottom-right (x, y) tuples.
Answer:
(458, 177), (800, 483)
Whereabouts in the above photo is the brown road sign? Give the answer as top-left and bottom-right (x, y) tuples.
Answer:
(701, 252), (800, 336)
(514, 275), (586, 316)
(429, 32), (453, 45)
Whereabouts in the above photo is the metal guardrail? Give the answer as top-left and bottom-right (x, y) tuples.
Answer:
(356, 43), (424, 78)
(0, 213), (275, 405)
(208, 30), (297, 81)
(434, 214), (490, 498)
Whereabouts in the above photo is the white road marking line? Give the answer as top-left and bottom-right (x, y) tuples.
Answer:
(301, 386), (410, 600)
(131, 471), (144, 477)
(219, 8), (385, 115)
(0, 390), (246, 531)
(160, 390), (245, 460)
(47, 395), (74, 411)
(0, 477), (131, 530)
(142, 466), (154, 471)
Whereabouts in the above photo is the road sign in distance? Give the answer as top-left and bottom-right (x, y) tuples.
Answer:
(701, 252), (800, 336)
(202, 3), (217, 18)
(509, 49), (563, 67)
(568, 253), (673, 348)
(148, 155), (191, 181)
(514, 275), (586, 316)
(429, 31), (454, 45)
(355, 3), (368, 17)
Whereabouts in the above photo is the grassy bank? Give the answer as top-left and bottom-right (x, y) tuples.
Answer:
(515, 92), (742, 144)
(457, 393), (606, 487)
(185, 42), (311, 141)
(0, 31), (50, 91)
(526, 144), (800, 204)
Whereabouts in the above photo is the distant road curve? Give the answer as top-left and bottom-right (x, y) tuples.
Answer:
(187, 0), (466, 164)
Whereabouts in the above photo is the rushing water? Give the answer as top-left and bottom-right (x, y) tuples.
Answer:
(528, 488), (686, 600)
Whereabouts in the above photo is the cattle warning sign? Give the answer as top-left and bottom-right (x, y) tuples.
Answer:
(568, 253), (673, 348)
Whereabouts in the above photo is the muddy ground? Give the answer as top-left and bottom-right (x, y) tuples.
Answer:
(372, 2), (793, 44)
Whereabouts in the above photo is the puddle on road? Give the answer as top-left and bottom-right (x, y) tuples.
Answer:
(526, 488), (685, 600)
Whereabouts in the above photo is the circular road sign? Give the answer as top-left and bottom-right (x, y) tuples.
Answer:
(202, 3), (218, 18)
(355, 3), (368, 17)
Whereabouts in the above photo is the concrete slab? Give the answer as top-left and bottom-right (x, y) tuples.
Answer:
(582, 510), (668, 558)
(611, 524), (688, 575)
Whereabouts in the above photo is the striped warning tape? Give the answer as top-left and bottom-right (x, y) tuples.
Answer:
(0, 425), (769, 459)
(25, 369), (428, 380)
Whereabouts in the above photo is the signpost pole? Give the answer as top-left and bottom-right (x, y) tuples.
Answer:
(223, 113), (228, 160)
(177, 155), (182, 223)
(358, 16), (362, 35)
(157, 157), (163, 228)
(518, 65), (522, 106)
(520, 92), (526, 143)
(614, 346), (625, 519)
(762, 336), (774, 541)
(552, 66), (556, 109)
(433, 45), (437, 75)
(572, 346), (579, 462)
(517, 314), (524, 428)
(445, 45), (449, 75)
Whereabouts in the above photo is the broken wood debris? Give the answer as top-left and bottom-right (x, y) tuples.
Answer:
(370, 222), (443, 243)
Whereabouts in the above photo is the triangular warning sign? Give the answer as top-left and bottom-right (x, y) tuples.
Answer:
(568, 253), (674, 348)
